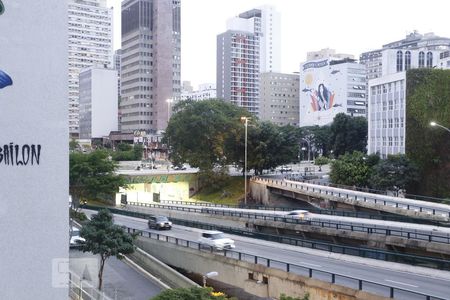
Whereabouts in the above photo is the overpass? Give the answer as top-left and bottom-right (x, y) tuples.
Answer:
(251, 177), (450, 222)
(93, 210), (450, 300)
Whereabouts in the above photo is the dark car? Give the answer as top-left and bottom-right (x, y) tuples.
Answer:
(148, 216), (172, 230)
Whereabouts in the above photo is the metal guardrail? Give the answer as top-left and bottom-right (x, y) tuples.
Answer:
(69, 270), (112, 300)
(121, 225), (445, 300)
(125, 202), (450, 245)
(158, 200), (446, 226)
(88, 205), (450, 271)
(253, 177), (450, 219)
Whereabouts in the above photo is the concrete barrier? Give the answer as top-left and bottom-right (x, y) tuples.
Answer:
(127, 247), (199, 289)
(135, 236), (389, 300)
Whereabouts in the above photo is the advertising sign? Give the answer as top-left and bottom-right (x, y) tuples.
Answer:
(0, 1), (68, 298)
(299, 59), (346, 127)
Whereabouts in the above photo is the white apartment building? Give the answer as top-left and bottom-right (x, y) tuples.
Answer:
(217, 6), (280, 116)
(68, 0), (114, 137)
(79, 67), (118, 139)
(299, 57), (366, 127)
(367, 47), (448, 157)
(180, 83), (216, 101)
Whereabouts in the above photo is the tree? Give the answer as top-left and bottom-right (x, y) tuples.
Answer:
(329, 151), (371, 187)
(314, 156), (329, 171)
(329, 113), (367, 157)
(79, 209), (135, 290)
(369, 154), (419, 195)
(70, 150), (127, 206)
(69, 139), (79, 151)
(164, 99), (249, 172)
(151, 287), (236, 300)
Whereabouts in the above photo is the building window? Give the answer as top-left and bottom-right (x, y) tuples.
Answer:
(396, 51), (403, 72)
(418, 51), (425, 68)
(405, 51), (411, 70)
(388, 137), (393, 146)
(426, 52), (433, 68)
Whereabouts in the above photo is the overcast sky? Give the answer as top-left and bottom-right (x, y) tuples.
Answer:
(108, 0), (450, 88)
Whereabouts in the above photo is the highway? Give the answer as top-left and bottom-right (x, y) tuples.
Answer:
(85, 210), (450, 299)
(126, 203), (450, 243)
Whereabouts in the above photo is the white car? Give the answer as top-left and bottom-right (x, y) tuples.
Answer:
(285, 210), (310, 220)
(70, 226), (86, 246)
(198, 230), (235, 250)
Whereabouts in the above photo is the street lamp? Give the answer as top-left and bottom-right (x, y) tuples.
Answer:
(430, 121), (450, 133)
(203, 271), (218, 287)
(240, 116), (250, 206)
(166, 98), (173, 123)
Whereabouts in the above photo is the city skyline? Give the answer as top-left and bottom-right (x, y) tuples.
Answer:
(108, 0), (450, 87)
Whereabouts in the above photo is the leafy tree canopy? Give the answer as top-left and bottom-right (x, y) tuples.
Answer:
(329, 113), (367, 157)
(369, 154), (419, 193)
(80, 209), (135, 290)
(329, 151), (371, 187)
(70, 150), (127, 204)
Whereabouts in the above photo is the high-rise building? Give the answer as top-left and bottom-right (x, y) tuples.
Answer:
(259, 72), (299, 126)
(114, 49), (122, 98)
(307, 48), (354, 61)
(68, 0), (114, 137)
(217, 6), (280, 116)
(181, 83), (216, 101)
(299, 57), (366, 127)
(366, 32), (450, 157)
(120, 0), (181, 133)
(79, 67), (118, 139)
(360, 31), (450, 80)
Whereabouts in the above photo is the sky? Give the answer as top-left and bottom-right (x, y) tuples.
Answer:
(108, 0), (450, 88)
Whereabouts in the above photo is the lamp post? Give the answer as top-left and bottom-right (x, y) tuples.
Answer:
(241, 116), (250, 206)
(430, 121), (450, 133)
(203, 271), (218, 287)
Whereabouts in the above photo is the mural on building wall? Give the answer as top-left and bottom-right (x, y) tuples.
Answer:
(300, 59), (346, 127)
(0, 70), (13, 89)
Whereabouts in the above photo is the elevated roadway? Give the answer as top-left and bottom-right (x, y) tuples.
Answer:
(85, 210), (450, 299)
(251, 177), (450, 222)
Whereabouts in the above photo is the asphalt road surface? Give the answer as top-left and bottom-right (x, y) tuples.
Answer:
(84, 211), (450, 300)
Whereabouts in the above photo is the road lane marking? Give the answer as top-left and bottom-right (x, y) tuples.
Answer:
(298, 262), (322, 267)
(385, 279), (418, 288)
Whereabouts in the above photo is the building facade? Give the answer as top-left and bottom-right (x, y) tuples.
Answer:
(68, 0), (114, 137)
(120, 0), (181, 133)
(259, 72), (299, 126)
(217, 6), (280, 116)
(181, 83), (216, 101)
(307, 48), (354, 61)
(79, 67), (118, 139)
(299, 58), (366, 127)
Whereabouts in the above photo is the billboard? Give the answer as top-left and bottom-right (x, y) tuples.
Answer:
(0, 0), (68, 298)
(299, 58), (347, 127)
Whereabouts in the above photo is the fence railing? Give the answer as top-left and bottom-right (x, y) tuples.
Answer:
(253, 177), (450, 219)
(157, 200), (445, 226)
(125, 202), (450, 245)
(85, 205), (450, 271)
(122, 225), (446, 300)
(69, 270), (112, 300)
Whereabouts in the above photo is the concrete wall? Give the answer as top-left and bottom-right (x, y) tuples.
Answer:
(135, 236), (388, 300)
(127, 247), (198, 289)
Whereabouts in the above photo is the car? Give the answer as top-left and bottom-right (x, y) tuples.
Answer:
(148, 216), (172, 230)
(171, 165), (187, 170)
(70, 226), (85, 246)
(198, 230), (235, 251)
(285, 210), (310, 220)
(278, 166), (293, 173)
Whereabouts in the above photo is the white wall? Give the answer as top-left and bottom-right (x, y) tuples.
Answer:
(0, 0), (68, 298)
